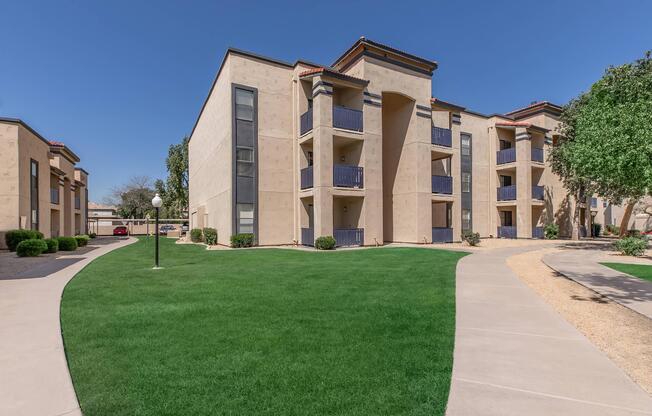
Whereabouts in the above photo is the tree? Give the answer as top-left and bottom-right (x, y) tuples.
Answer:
(162, 137), (189, 218)
(551, 51), (652, 237)
(106, 176), (156, 219)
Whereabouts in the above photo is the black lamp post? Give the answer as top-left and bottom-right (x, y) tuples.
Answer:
(152, 193), (162, 269)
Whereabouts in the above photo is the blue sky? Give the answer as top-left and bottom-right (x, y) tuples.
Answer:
(1, 0), (651, 201)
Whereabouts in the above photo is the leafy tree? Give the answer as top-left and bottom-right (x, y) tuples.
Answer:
(162, 137), (189, 218)
(107, 176), (156, 219)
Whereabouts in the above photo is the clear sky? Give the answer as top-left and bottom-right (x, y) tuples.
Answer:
(1, 0), (650, 202)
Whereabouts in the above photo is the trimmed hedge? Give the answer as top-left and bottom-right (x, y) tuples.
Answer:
(44, 238), (59, 253)
(614, 236), (648, 256)
(315, 236), (336, 250)
(544, 223), (559, 239)
(5, 229), (43, 251)
(89, 232), (97, 239)
(57, 236), (78, 251)
(16, 239), (48, 257)
(230, 233), (254, 248)
(462, 231), (480, 246)
(75, 235), (90, 247)
(203, 228), (218, 245)
(190, 228), (203, 243)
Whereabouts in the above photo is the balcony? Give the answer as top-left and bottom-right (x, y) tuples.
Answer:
(532, 185), (544, 200)
(431, 126), (452, 147)
(496, 148), (516, 165)
(333, 165), (363, 188)
(498, 226), (517, 239)
(432, 175), (453, 194)
(75, 196), (81, 210)
(497, 185), (517, 201)
(532, 226), (544, 239)
(301, 227), (314, 246)
(333, 106), (363, 132)
(301, 166), (313, 189)
(432, 227), (453, 243)
(531, 147), (544, 163)
(334, 228), (364, 246)
(300, 108), (313, 136)
(50, 188), (59, 204)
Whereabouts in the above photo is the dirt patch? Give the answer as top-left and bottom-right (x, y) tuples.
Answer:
(507, 248), (652, 395)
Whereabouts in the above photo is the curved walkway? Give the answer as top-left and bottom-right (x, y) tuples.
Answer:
(446, 245), (652, 416)
(0, 237), (136, 416)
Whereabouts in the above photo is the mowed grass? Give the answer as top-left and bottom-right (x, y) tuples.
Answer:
(601, 262), (652, 283)
(61, 238), (466, 416)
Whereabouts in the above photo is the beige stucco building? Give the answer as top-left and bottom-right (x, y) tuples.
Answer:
(188, 38), (614, 246)
(0, 117), (88, 248)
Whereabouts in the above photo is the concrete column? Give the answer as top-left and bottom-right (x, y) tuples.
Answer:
(58, 180), (65, 237)
(515, 128), (532, 238)
(312, 76), (334, 238)
(361, 96), (383, 245)
(414, 108), (433, 244)
(488, 127), (499, 236)
(450, 113), (462, 241)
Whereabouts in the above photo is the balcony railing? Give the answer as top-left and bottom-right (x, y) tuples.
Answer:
(498, 226), (517, 239)
(301, 227), (314, 246)
(496, 148), (516, 164)
(334, 228), (364, 247)
(50, 188), (59, 204)
(301, 166), (313, 189)
(532, 226), (544, 239)
(300, 108), (313, 136)
(431, 126), (452, 147)
(497, 185), (517, 201)
(432, 227), (453, 243)
(591, 197), (598, 209)
(333, 106), (363, 132)
(75, 196), (81, 210)
(432, 175), (453, 194)
(333, 165), (363, 188)
(531, 147), (544, 163)
(532, 185), (544, 200)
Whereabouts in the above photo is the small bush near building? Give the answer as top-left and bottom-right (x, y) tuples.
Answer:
(57, 236), (78, 251)
(89, 232), (97, 239)
(44, 238), (59, 253)
(5, 229), (43, 251)
(315, 236), (336, 250)
(605, 224), (620, 235)
(614, 236), (648, 256)
(16, 239), (48, 257)
(190, 228), (203, 243)
(203, 228), (218, 245)
(625, 229), (643, 239)
(75, 235), (90, 247)
(544, 223), (559, 239)
(230, 233), (254, 248)
(462, 231), (480, 246)
(592, 223), (602, 237)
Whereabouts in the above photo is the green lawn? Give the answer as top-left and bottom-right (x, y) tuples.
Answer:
(61, 238), (466, 416)
(601, 262), (652, 283)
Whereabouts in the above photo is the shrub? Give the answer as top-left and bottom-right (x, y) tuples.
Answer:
(614, 236), (648, 256)
(605, 224), (620, 235)
(315, 235), (336, 250)
(544, 223), (559, 239)
(5, 229), (43, 251)
(462, 231), (480, 246)
(230, 233), (254, 248)
(592, 223), (602, 237)
(89, 232), (97, 239)
(625, 229), (643, 239)
(190, 228), (203, 243)
(44, 238), (59, 253)
(203, 228), (218, 245)
(74, 235), (90, 247)
(57, 236), (78, 251)
(16, 239), (48, 257)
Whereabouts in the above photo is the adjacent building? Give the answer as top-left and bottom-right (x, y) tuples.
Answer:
(0, 117), (88, 248)
(188, 38), (615, 246)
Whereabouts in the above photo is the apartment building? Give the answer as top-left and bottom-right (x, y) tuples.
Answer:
(188, 37), (603, 246)
(0, 117), (88, 248)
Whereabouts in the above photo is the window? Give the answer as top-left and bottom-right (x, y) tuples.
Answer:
(499, 140), (512, 150)
(307, 151), (313, 166)
(461, 135), (471, 156)
(236, 203), (254, 234)
(500, 211), (513, 227)
(462, 172), (471, 193)
(500, 175), (512, 187)
(30, 160), (39, 230)
(603, 201), (607, 208)
(235, 89), (254, 121)
(233, 85), (257, 239)
(462, 209), (471, 231)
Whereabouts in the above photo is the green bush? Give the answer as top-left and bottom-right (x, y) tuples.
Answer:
(462, 231), (480, 246)
(605, 224), (620, 235)
(203, 228), (218, 245)
(544, 223), (559, 239)
(592, 223), (602, 237)
(190, 228), (203, 243)
(44, 238), (59, 253)
(89, 232), (97, 239)
(74, 235), (90, 247)
(5, 229), (43, 251)
(614, 236), (648, 256)
(315, 235), (336, 250)
(16, 239), (48, 257)
(57, 236), (78, 251)
(230, 233), (254, 248)
(625, 229), (643, 239)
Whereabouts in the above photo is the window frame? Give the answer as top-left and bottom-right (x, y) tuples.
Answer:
(30, 159), (39, 231)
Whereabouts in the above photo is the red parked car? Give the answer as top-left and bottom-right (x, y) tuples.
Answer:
(113, 226), (128, 236)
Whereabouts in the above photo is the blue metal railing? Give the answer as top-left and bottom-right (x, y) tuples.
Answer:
(300, 108), (313, 135)
(532, 226), (544, 239)
(301, 227), (314, 246)
(531, 147), (544, 163)
(333, 106), (363, 132)
(432, 126), (452, 147)
(497, 185), (517, 201)
(498, 226), (517, 238)
(51, 188), (59, 204)
(334, 228), (364, 246)
(432, 227), (453, 243)
(300, 166), (313, 189)
(432, 175), (453, 194)
(497, 148), (516, 164)
(333, 165), (363, 188)
(591, 197), (598, 209)
(532, 185), (544, 200)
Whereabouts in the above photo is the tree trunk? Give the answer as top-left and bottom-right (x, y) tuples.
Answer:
(571, 192), (580, 240)
(619, 201), (636, 237)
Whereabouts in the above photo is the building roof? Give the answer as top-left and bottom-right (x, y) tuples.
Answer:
(0, 116), (53, 147)
(298, 66), (369, 85)
(49, 140), (80, 163)
(495, 120), (550, 133)
(505, 101), (563, 119)
(88, 202), (117, 210)
(74, 166), (90, 175)
(431, 98), (466, 112)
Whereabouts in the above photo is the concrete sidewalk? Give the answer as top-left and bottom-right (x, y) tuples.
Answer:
(0, 237), (136, 416)
(446, 246), (652, 416)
